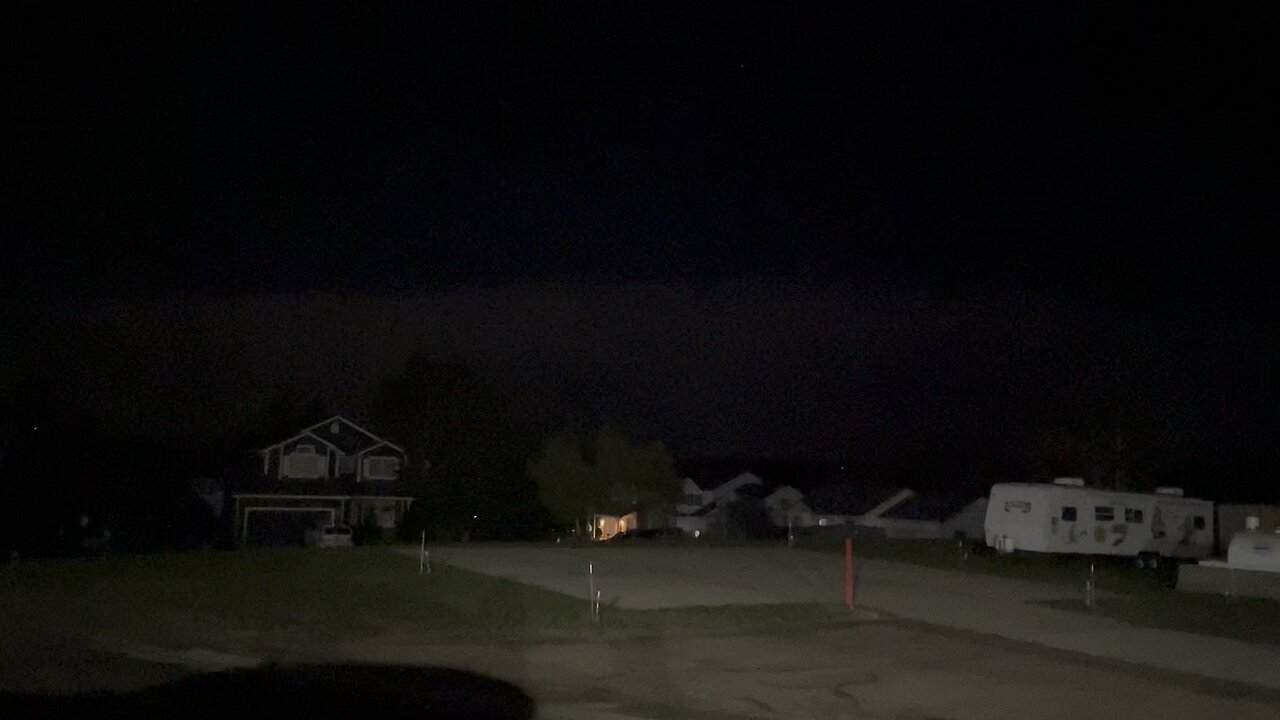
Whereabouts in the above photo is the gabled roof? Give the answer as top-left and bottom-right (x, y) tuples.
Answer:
(806, 484), (908, 516)
(260, 430), (339, 455)
(704, 472), (763, 493)
(260, 415), (404, 455)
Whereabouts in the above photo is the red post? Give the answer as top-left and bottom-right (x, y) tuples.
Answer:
(844, 537), (854, 608)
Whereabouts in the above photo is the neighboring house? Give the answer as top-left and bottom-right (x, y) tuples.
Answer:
(710, 472), (764, 504)
(763, 485), (817, 528)
(803, 484), (914, 529)
(590, 511), (638, 541)
(671, 472), (764, 536)
(871, 494), (988, 540)
(232, 416), (416, 546)
(676, 477), (709, 515)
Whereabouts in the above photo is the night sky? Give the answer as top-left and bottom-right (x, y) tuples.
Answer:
(3, 4), (1277, 497)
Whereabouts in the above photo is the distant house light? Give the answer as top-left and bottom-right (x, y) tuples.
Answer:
(818, 518), (828, 527)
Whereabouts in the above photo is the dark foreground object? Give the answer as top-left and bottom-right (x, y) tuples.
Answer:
(1, 664), (535, 720)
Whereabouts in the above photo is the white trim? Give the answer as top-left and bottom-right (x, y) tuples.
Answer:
(862, 489), (916, 520)
(259, 430), (340, 455)
(355, 439), (407, 456)
(307, 415), (406, 453)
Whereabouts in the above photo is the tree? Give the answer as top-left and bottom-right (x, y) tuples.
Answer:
(528, 432), (599, 531)
(529, 426), (680, 534)
(366, 355), (543, 540)
(593, 426), (681, 510)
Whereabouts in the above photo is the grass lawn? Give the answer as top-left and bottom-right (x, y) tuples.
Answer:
(1037, 593), (1280, 647)
(798, 534), (1173, 593)
(0, 548), (856, 653)
(794, 534), (1280, 646)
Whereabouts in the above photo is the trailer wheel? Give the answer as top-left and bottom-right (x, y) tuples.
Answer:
(1135, 552), (1160, 570)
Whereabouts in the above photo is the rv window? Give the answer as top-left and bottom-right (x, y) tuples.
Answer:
(1194, 516), (1206, 530)
(1061, 506), (1077, 521)
(1124, 508), (1143, 523)
(1095, 506), (1115, 522)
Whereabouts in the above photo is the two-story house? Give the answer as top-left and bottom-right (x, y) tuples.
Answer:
(232, 416), (417, 546)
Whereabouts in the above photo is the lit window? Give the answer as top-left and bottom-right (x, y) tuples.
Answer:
(818, 518), (827, 527)
(1124, 508), (1143, 523)
(1095, 506), (1115, 522)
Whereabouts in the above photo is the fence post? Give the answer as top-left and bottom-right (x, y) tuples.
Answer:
(844, 537), (854, 609)
(588, 562), (596, 620)
(419, 530), (426, 575)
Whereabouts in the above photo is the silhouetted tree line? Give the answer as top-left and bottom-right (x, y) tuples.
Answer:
(3, 345), (1276, 556)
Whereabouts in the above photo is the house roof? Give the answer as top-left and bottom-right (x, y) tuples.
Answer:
(686, 471), (764, 493)
(805, 484), (906, 516)
(883, 494), (983, 522)
(260, 415), (404, 455)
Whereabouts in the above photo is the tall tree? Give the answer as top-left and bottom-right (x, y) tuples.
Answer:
(367, 355), (542, 540)
(529, 426), (679, 533)
(528, 432), (599, 530)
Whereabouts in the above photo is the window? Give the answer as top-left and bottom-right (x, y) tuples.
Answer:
(283, 446), (323, 479)
(1061, 506), (1077, 522)
(1124, 508), (1144, 524)
(683, 493), (701, 505)
(338, 456), (355, 474)
(1194, 516), (1206, 530)
(1095, 506), (1115, 522)
(363, 456), (399, 480)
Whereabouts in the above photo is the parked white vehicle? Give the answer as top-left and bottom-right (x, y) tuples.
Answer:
(305, 524), (354, 548)
(985, 479), (1214, 565)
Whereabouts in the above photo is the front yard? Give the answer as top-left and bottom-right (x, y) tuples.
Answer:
(0, 547), (854, 658)
(797, 535), (1280, 646)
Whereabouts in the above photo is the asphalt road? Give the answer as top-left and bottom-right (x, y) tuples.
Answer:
(333, 621), (1280, 720)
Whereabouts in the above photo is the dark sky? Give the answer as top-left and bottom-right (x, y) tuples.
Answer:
(3, 4), (1278, 495)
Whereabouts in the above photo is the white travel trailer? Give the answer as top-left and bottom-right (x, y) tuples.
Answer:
(985, 479), (1214, 565)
